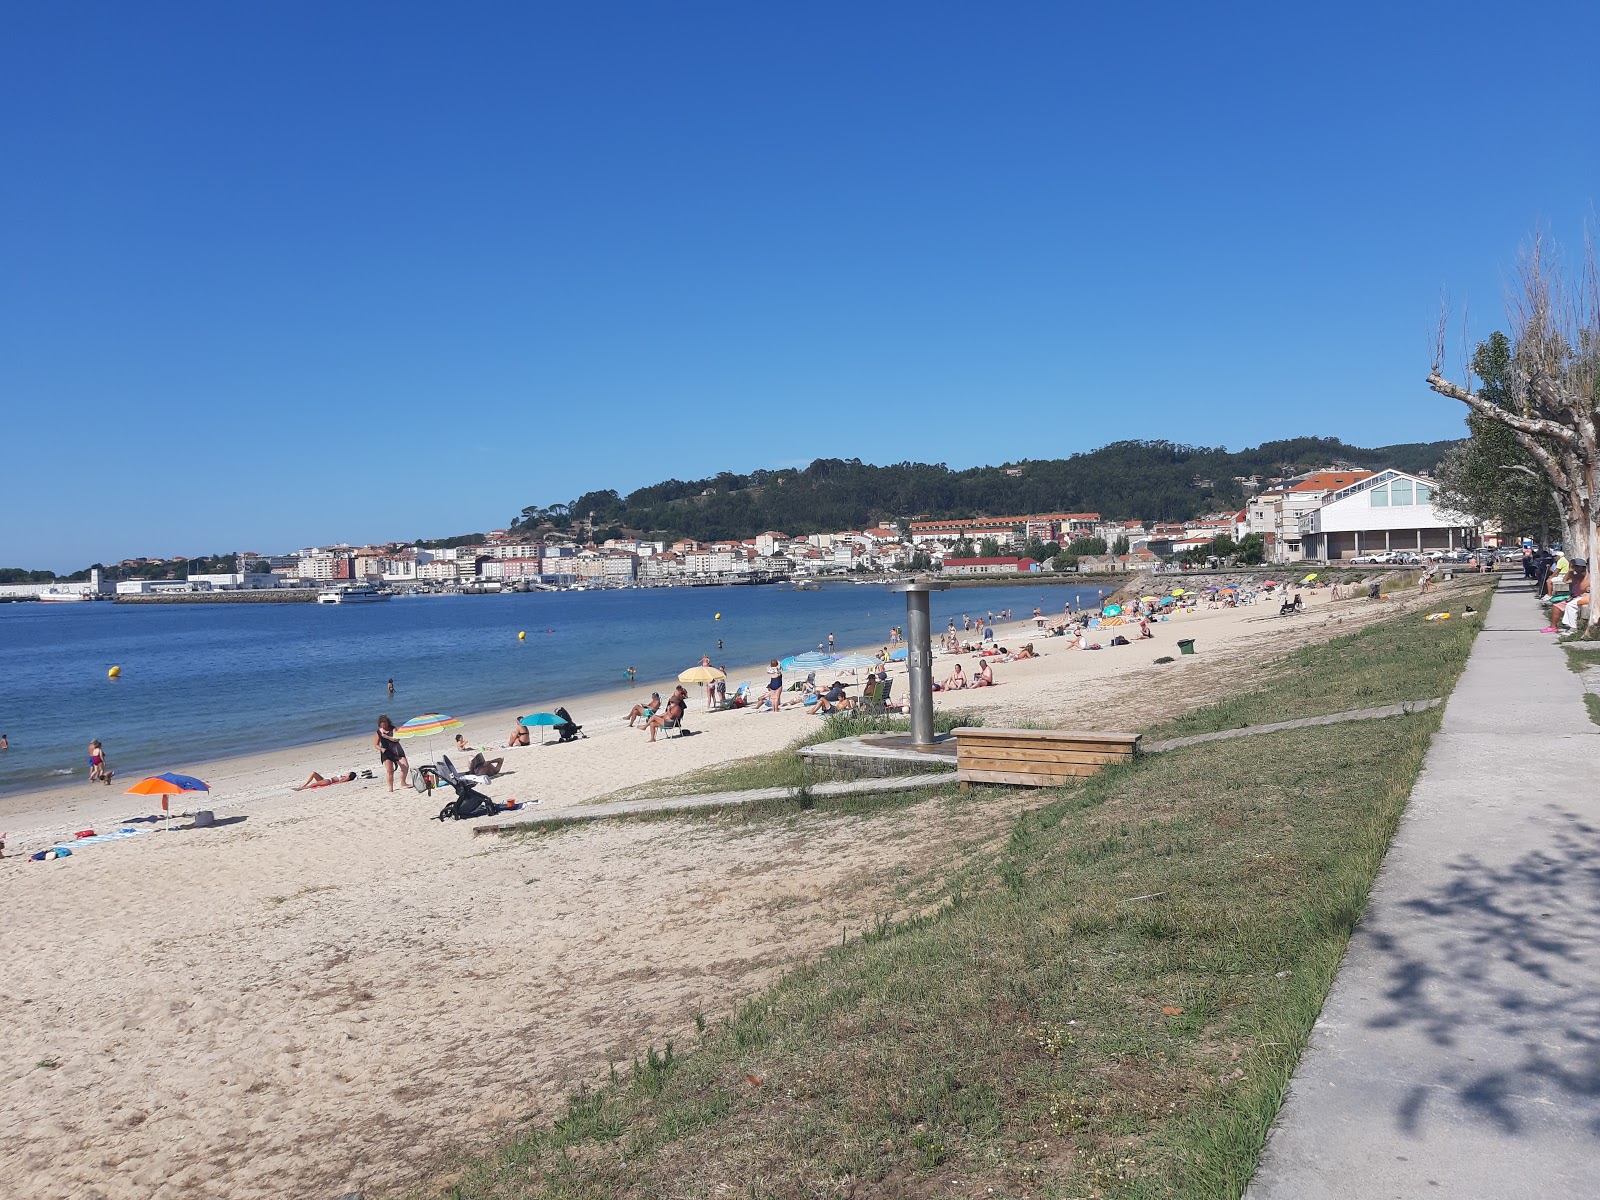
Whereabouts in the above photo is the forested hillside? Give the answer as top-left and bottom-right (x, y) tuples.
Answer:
(513, 436), (1460, 543)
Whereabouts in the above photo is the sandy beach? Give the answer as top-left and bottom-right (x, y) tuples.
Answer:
(0, 580), (1470, 1198)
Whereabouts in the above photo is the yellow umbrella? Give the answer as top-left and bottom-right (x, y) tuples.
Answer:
(1140, 595), (1158, 602)
(678, 665), (726, 683)
(1171, 588), (1186, 597)
(1302, 573), (1318, 583)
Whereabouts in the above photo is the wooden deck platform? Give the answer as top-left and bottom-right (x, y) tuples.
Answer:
(954, 727), (1141, 787)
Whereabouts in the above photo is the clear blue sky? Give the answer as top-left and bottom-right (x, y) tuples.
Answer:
(4, 2), (1596, 571)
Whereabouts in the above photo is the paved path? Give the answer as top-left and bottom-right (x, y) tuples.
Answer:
(1141, 698), (1443, 754)
(474, 771), (954, 834)
(1248, 579), (1600, 1199)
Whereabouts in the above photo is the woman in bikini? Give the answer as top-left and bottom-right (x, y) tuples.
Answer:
(374, 715), (410, 792)
(295, 771), (357, 791)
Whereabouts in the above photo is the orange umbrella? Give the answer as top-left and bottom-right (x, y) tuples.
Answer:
(125, 773), (209, 828)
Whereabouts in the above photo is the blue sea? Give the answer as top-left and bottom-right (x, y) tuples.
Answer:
(0, 581), (1112, 794)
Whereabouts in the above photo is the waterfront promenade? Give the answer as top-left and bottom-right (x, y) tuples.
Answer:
(1249, 577), (1600, 1198)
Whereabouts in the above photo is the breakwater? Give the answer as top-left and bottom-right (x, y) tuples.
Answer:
(115, 590), (318, 604)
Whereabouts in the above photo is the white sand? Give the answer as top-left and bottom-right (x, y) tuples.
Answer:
(0, 581), (1466, 1198)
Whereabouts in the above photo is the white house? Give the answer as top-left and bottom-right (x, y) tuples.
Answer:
(1299, 470), (1477, 562)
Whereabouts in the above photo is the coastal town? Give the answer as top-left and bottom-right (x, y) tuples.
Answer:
(3, 462), (1487, 601)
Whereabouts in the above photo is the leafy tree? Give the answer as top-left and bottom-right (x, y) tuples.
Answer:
(1111, 535), (1130, 556)
(1433, 332), (1562, 544)
(1066, 537), (1107, 557)
(979, 537), (1002, 558)
(1236, 533), (1267, 565)
(1210, 533), (1237, 558)
(1428, 232), (1600, 633)
(1051, 552), (1077, 572)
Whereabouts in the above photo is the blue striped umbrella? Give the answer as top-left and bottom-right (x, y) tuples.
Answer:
(781, 651), (837, 672)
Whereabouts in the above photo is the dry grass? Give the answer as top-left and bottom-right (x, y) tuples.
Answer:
(408, 595), (1489, 1200)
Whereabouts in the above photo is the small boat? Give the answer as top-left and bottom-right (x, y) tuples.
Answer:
(316, 584), (392, 604)
(39, 587), (91, 602)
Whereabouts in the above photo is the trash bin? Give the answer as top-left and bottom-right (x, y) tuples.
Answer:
(1177, 639), (1196, 655)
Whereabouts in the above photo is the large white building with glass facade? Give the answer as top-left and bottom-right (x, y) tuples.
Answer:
(1299, 469), (1479, 562)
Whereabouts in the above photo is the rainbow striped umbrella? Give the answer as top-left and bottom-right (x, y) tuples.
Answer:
(394, 713), (463, 739)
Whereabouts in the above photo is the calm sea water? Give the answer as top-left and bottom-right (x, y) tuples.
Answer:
(0, 581), (1111, 794)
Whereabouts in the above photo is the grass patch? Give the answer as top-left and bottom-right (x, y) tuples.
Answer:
(421, 603), (1483, 1199)
(1145, 587), (1492, 740)
(587, 709), (977, 806)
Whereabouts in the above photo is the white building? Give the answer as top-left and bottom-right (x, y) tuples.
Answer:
(1300, 470), (1477, 562)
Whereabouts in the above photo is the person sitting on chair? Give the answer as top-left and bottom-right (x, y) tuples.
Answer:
(626, 692), (661, 727)
(645, 690), (687, 742)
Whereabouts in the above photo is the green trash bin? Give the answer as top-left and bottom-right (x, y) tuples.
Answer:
(1177, 639), (1196, 655)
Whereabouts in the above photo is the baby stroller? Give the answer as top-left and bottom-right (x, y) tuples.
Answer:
(552, 706), (585, 743)
(431, 755), (501, 821)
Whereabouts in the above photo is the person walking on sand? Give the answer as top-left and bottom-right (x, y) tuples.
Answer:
(374, 715), (410, 792)
(87, 739), (107, 783)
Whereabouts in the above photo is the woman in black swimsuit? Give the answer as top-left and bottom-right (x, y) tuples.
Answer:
(375, 715), (410, 793)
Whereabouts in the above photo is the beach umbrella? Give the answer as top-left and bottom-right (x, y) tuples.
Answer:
(394, 713), (463, 739)
(678, 664), (726, 683)
(125, 772), (210, 830)
(1140, 595), (1158, 602)
(1302, 573), (1319, 583)
(1159, 597), (1176, 606)
(888, 647), (908, 661)
(395, 713), (463, 770)
(1263, 579), (1279, 587)
(1102, 604), (1123, 616)
(520, 711), (563, 744)
(781, 651), (836, 673)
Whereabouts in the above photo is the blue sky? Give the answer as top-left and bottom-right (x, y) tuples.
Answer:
(4, 2), (1596, 571)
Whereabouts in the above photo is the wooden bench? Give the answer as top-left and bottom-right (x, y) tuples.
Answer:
(953, 727), (1141, 788)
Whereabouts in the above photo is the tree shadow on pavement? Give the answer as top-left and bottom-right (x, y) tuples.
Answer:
(1363, 807), (1600, 1138)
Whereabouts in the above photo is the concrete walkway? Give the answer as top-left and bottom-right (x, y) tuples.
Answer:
(1248, 579), (1600, 1198)
(473, 770), (954, 834)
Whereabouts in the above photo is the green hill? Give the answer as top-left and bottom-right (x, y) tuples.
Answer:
(514, 436), (1460, 542)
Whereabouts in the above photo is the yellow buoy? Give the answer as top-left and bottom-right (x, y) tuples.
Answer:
(714, 613), (721, 620)
(518, 631), (526, 641)
(108, 665), (122, 679)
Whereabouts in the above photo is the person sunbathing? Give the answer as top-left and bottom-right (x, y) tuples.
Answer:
(466, 751), (504, 776)
(973, 661), (994, 687)
(645, 692), (687, 742)
(626, 692), (662, 727)
(942, 663), (968, 690)
(294, 771), (357, 791)
(808, 681), (853, 714)
(508, 724), (531, 747)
